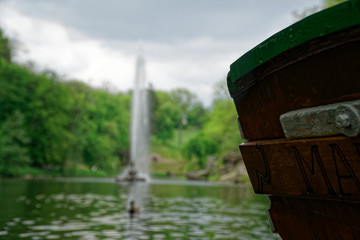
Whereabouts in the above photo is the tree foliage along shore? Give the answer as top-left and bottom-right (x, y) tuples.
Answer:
(0, 28), (243, 176)
(0, 28), (132, 176)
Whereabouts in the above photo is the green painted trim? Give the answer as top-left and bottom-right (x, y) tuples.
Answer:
(228, 0), (360, 98)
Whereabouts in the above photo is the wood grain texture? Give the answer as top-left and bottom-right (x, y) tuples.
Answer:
(233, 27), (360, 140)
(240, 136), (360, 201)
(269, 196), (360, 240)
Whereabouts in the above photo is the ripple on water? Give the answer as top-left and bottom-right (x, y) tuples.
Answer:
(1, 180), (277, 240)
(138, 235), (150, 240)
(19, 231), (50, 238)
(22, 220), (36, 225)
(45, 234), (60, 239)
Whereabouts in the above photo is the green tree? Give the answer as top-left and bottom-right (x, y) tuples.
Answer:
(0, 29), (12, 62)
(182, 134), (218, 169)
(82, 89), (130, 173)
(60, 80), (94, 173)
(170, 88), (203, 146)
(323, 0), (346, 8)
(0, 27), (133, 176)
(151, 91), (181, 144)
(170, 88), (198, 114)
(181, 80), (243, 170)
(187, 102), (208, 128)
(0, 110), (31, 169)
(202, 99), (243, 153)
(26, 73), (72, 169)
(155, 101), (181, 144)
(202, 80), (243, 153)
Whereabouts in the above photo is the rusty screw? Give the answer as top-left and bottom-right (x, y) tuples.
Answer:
(335, 113), (351, 129)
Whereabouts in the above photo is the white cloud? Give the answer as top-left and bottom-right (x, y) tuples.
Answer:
(142, 37), (254, 105)
(0, 6), (135, 91)
(0, 3), (285, 106)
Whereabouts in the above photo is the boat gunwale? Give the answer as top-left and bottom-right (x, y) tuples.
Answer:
(228, 0), (360, 99)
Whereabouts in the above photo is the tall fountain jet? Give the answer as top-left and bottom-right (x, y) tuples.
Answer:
(116, 50), (150, 182)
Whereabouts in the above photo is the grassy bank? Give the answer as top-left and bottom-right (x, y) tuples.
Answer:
(150, 128), (198, 178)
(149, 128), (249, 183)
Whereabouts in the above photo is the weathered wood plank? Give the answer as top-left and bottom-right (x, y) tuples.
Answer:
(240, 136), (360, 201)
(233, 27), (360, 141)
(269, 196), (360, 240)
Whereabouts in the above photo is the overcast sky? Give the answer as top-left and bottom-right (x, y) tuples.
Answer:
(0, 0), (322, 106)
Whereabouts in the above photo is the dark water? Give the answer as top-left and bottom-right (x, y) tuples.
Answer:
(0, 178), (278, 240)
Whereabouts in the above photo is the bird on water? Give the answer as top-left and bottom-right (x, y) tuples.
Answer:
(129, 200), (140, 215)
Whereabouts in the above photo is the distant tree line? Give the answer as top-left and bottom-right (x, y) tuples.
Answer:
(0, 28), (243, 176)
(0, 28), (132, 176)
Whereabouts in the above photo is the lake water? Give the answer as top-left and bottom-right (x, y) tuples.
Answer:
(0, 178), (279, 240)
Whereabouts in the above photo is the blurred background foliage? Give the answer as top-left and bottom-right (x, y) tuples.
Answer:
(0, 28), (242, 177)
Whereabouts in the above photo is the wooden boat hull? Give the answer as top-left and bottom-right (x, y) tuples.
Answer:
(269, 196), (360, 239)
(228, 1), (360, 239)
(232, 25), (360, 141)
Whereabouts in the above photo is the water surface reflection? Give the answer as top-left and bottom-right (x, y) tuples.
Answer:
(0, 178), (278, 239)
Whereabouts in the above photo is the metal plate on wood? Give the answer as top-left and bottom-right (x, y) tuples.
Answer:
(240, 136), (360, 201)
(280, 100), (360, 139)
